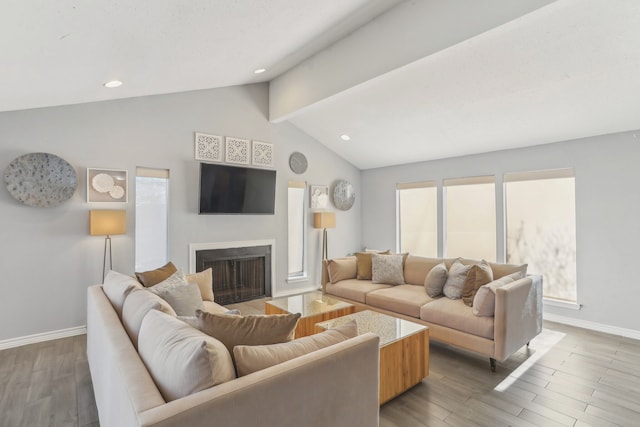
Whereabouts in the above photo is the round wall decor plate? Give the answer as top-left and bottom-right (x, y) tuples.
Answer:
(4, 152), (77, 208)
(333, 179), (356, 211)
(289, 152), (308, 174)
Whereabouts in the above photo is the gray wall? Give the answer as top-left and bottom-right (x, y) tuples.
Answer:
(361, 130), (640, 333)
(0, 83), (361, 341)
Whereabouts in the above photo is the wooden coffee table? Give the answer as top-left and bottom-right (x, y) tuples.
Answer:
(264, 291), (355, 338)
(315, 310), (429, 405)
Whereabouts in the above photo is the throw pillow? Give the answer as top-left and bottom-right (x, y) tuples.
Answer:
(424, 262), (448, 297)
(195, 310), (301, 360)
(355, 250), (390, 280)
(489, 261), (528, 279)
(233, 320), (358, 377)
(102, 270), (143, 317)
(186, 268), (214, 302)
(122, 289), (177, 348)
(472, 272), (523, 317)
(149, 270), (204, 316)
(371, 253), (405, 285)
(326, 257), (357, 284)
(138, 310), (235, 402)
(135, 261), (177, 287)
(461, 261), (494, 306)
(442, 260), (473, 299)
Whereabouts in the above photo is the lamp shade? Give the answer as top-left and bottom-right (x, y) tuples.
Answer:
(314, 212), (336, 229)
(89, 210), (126, 236)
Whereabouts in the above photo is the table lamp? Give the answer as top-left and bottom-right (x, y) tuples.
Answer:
(90, 210), (126, 281)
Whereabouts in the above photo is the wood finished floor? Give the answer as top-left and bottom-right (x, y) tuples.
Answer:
(1, 301), (639, 426)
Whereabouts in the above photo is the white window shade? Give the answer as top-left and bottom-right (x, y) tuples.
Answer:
(287, 181), (306, 277)
(397, 181), (437, 257)
(135, 167), (169, 272)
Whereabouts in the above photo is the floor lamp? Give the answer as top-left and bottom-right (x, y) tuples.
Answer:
(314, 212), (336, 260)
(89, 210), (126, 282)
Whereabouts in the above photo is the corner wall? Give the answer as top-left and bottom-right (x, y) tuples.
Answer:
(360, 130), (640, 335)
(0, 83), (361, 342)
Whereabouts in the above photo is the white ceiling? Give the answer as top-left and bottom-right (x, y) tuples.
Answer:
(4, 0), (640, 169)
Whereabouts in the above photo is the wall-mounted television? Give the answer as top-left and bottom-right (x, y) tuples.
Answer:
(199, 163), (276, 215)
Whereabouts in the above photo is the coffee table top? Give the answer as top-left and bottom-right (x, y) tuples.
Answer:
(316, 310), (427, 347)
(265, 291), (353, 317)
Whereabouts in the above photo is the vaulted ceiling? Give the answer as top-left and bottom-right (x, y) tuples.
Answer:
(4, 0), (640, 169)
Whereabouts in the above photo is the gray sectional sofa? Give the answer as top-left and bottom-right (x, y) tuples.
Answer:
(87, 271), (380, 427)
(322, 254), (543, 370)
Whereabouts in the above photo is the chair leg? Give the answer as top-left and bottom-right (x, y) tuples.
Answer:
(490, 358), (496, 372)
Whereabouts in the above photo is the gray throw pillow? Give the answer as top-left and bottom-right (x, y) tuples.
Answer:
(371, 253), (405, 285)
(443, 260), (472, 299)
(424, 263), (448, 297)
(150, 270), (204, 316)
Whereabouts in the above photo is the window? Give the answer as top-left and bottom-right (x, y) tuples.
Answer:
(505, 169), (577, 302)
(135, 168), (169, 272)
(287, 181), (307, 280)
(444, 176), (496, 261)
(396, 181), (437, 257)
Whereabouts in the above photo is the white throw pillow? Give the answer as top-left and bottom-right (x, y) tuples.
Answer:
(138, 310), (236, 401)
(122, 289), (176, 348)
(443, 260), (472, 299)
(150, 270), (204, 316)
(233, 320), (358, 377)
(424, 262), (448, 297)
(102, 270), (143, 317)
(371, 253), (405, 285)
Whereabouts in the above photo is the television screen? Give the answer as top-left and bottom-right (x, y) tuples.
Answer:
(199, 163), (276, 214)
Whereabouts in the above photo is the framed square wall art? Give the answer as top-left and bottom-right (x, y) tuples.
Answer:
(195, 132), (223, 162)
(225, 137), (250, 165)
(87, 168), (128, 203)
(252, 141), (274, 168)
(310, 185), (329, 209)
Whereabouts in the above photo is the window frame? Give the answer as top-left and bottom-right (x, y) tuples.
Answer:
(287, 181), (308, 283)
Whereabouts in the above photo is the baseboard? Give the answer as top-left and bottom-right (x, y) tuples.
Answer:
(0, 325), (87, 351)
(544, 313), (640, 341)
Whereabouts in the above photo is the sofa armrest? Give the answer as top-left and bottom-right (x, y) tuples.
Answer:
(138, 332), (380, 427)
(493, 275), (543, 361)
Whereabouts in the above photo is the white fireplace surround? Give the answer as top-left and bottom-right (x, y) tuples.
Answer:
(189, 239), (277, 297)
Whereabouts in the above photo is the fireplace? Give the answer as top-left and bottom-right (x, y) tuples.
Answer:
(190, 241), (275, 305)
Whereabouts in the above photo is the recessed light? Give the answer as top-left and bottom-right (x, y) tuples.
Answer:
(340, 134), (351, 141)
(254, 68), (266, 74)
(104, 80), (123, 88)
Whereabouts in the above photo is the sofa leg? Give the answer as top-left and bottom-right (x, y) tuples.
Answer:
(490, 358), (496, 372)
(526, 341), (530, 347)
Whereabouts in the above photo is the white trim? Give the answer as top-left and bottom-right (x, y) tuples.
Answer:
(189, 239), (277, 295)
(543, 298), (581, 310)
(544, 313), (640, 341)
(0, 326), (86, 351)
(286, 274), (309, 284)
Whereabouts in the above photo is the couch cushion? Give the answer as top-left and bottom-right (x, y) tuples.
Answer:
(443, 260), (473, 299)
(201, 300), (229, 314)
(122, 289), (177, 348)
(424, 262), (448, 297)
(325, 279), (392, 303)
(366, 285), (435, 318)
(102, 270), (143, 317)
(355, 250), (390, 280)
(149, 270), (204, 316)
(233, 320), (358, 377)
(327, 256), (357, 284)
(371, 253), (405, 285)
(195, 310), (301, 361)
(489, 261), (528, 279)
(403, 255), (444, 285)
(420, 297), (494, 340)
(138, 309), (236, 402)
(461, 261), (494, 306)
(135, 261), (177, 287)
(186, 268), (214, 302)
(472, 273), (522, 317)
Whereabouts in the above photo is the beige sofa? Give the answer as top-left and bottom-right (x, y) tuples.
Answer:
(87, 283), (380, 427)
(322, 254), (543, 371)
